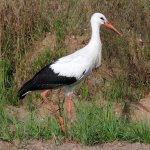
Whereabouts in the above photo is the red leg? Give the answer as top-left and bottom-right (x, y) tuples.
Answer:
(67, 95), (72, 130)
(40, 90), (65, 132)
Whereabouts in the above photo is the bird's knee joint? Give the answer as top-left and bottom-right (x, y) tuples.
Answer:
(40, 93), (45, 98)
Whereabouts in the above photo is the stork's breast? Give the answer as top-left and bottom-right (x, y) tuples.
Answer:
(94, 54), (101, 68)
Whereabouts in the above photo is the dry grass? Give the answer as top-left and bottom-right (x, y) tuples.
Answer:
(1, 0), (149, 84)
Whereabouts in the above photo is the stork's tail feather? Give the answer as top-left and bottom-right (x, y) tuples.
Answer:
(18, 79), (33, 99)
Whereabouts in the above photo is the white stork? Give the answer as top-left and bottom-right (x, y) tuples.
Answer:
(18, 13), (122, 132)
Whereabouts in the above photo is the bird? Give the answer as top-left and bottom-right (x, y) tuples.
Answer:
(18, 13), (122, 132)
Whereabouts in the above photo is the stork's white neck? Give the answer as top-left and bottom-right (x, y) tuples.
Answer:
(89, 22), (101, 44)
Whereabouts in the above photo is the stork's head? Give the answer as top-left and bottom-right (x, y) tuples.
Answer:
(91, 13), (122, 36)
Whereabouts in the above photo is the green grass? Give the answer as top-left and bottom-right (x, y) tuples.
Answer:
(76, 82), (91, 101)
(72, 102), (150, 145)
(32, 48), (55, 72)
(103, 76), (145, 102)
(1, 101), (150, 146)
(72, 102), (124, 145)
(0, 108), (61, 143)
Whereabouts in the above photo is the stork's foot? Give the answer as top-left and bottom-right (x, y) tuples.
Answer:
(59, 117), (65, 132)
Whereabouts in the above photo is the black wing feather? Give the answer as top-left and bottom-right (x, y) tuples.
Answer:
(18, 63), (77, 99)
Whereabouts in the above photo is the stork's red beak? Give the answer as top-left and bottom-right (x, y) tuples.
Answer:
(104, 22), (122, 36)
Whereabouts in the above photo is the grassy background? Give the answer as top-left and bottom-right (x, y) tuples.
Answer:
(0, 0), (150, 146)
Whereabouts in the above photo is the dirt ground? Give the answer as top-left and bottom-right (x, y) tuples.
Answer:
(1, 141), (150, 150)
(132, 94), (150, 122)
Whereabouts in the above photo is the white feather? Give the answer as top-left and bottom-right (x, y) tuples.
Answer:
(50, 41), (102, 81)
(50, 49), (91, 79)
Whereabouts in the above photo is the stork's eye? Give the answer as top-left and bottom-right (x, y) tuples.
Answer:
(100, 17), (104, 20)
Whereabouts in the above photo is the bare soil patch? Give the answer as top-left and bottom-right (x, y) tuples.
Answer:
(132, 94), (150, 122)
(1, 141), (150, 150)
